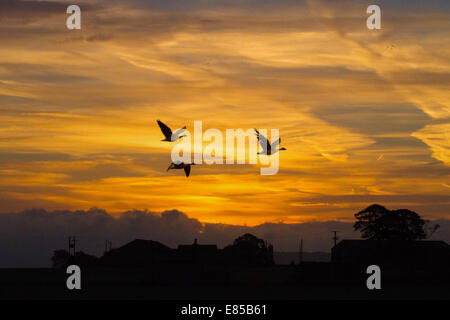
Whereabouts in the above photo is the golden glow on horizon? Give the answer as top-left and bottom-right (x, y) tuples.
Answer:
(0, 0), (448, 225)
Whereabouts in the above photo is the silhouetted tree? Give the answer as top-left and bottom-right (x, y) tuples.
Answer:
(223, 233), (274, 266)
(354, 204), (439, 241)
(233, 233), (266, 249)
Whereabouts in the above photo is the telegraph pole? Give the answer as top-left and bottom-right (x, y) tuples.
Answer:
(299, 238), (303, 265)
(68, 236), (77, 255)
(72, 236), (77, 255)
(105, 240), (112, 253)
(332, 231), (339, 247)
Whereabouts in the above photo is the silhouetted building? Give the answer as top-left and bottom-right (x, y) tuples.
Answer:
(98, 239), (228, 285)
(178, 241), (219, 264)
(51, 236), (278, 285)
(100, 239), (174, 267)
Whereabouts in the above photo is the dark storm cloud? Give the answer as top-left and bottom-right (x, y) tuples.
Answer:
(0, 208), (448, 267)
(0, 208), (201, 267)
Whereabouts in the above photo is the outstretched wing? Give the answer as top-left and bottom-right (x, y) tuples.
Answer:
(254, 128), (271, 154)
(184, 165), (191, 177)
(173, 126), (187, 139)
(272, 137), (281, 149)
(157, 120), (172, 139)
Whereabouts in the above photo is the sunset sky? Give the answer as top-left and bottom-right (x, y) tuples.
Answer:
(0, 0), (449, 226)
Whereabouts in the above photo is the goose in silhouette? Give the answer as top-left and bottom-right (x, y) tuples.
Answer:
(254, 129), (286, 155)
(157, 120), (187, 142)
(167, 162), (195, 177)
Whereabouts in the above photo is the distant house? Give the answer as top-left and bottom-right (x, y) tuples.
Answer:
(99, 238), (222, 267)
(52, 236), (277, 284)
(100, 239), (174, 267)
(98, 238), (228, 285)
(332, 240), (450, 270)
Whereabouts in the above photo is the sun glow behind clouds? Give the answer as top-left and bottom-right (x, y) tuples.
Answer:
(0, 0), (448, 225)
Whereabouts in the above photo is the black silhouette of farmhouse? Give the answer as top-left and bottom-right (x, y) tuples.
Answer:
(53, 235), (274, 285)
(101, 239), (175, 267)
(101, 239), (228, 285)
(178, 239), (219, 265)
(51, 221), (450, 287)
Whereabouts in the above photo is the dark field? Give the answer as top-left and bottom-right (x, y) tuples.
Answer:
(1, 267), (449, 300)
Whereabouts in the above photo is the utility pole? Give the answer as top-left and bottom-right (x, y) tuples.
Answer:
(68, 236), (77, 255)
(332, 231), (339, 247)
(105, 240), (112, 253)
(299, 238), (303, 265)
(72, 236), (77, 255)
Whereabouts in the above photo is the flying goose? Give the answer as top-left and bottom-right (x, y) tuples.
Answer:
(167, 162), (194, 177)
(157, 120), (187, 142)
(254, 129), (286, 155)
